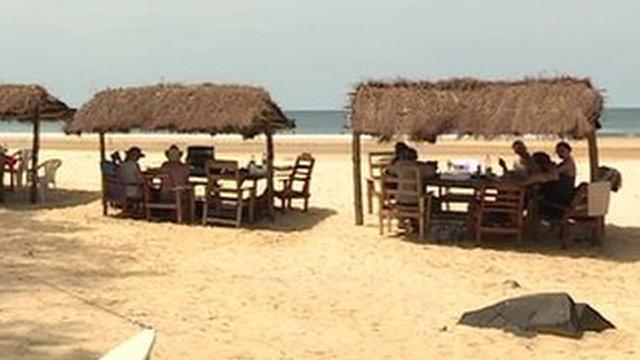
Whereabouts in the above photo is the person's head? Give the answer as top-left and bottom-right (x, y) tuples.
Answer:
(531, 151), (553, 173)
(395, 142), (409, 154)
(125, 146), (145, 162)
(110, 151), (122, 162)
(165, 144), (184, 162)
(406, 148), (418, 161)
(555, 141), (572, 160)
(512, 140), (528, 157)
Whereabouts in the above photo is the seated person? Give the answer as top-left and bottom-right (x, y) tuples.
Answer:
(120, 146), (146, 200)
(392, 141), (418, 164)
(499, 140), (533, 175)
(555, 141), (576, 190)
(160, 144), (190, 187)
(110, 151), (123, 165)
(528, 151), (574, 219)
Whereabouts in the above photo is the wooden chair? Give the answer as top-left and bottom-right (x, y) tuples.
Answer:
(274, 153), (315, 212)
(143, 172), (193, 224)
(366, 151), (394, 214)
(378, 163), (432, 240)
(202, 160), (255, 228)
(544, 182), (611, 248)
(475, 183), (526, 245)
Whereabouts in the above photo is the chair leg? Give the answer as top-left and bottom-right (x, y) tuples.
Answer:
(561, 223), (570, 249)
(202, 200), (208, 225)
(303, 197), (309, 212)
(236, 200), (243, 228)
(418, 216), (425, 241)
(366, 182), (373, 214)
(249, 192), (255, 223)
(176, 193), (183, 224)
(379, 212), (384, 236)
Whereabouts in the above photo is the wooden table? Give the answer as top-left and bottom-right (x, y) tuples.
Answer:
(425, 176), (488, 218)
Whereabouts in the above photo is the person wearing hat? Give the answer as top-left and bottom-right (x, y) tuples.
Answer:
(160, 144), (190, 187)
(121, 146), (146, 200)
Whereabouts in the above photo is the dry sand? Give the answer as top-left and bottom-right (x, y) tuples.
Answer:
(1, 135), (639, 359)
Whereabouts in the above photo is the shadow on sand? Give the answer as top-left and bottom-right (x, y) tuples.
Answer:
(0, 207), (158, 358)
(0, 188), (100, 211)
(396, 224), (640, 263)
(251, 207), (338, 232)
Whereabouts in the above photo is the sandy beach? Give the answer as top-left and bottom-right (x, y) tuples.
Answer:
(1, 135), (639, 359)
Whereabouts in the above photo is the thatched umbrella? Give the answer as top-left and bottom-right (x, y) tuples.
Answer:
(0, 84), (74, 203)
(349, 77), (604, 225)
(65, 83), (294, 217)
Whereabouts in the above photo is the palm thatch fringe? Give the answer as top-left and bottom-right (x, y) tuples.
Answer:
(0, 84), (73, 121)
(349, 77), (603, 142)
(66, 83), (294, 137)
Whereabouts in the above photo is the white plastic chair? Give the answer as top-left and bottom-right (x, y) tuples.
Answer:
(33, 159), (62, 201)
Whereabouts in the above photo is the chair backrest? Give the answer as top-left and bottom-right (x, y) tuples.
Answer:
(381, 163), (423, 206)
(288, 153), (315, 193)
(187, 146), (215, 175)
(478, 182), (525, 213)
(144, 172), (173, 192)
(368, 151), (395, 180)
(39, 159), (62, 183)
(205, 159), (242, 193)
(587, 181), (611, 217)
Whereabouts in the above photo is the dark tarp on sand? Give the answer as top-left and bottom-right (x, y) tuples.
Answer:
(458, 293), (614, 338)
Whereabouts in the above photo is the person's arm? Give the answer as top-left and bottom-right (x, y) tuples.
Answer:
(498, 158), (508, 173)
(556, 158), (576, 178)
(134, 163), (147, 185)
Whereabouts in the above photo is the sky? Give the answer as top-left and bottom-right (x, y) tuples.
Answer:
(0, 0), (638, 109)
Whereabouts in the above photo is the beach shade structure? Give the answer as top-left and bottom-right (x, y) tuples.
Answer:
(0, 84), (74, 203)
(348, 77), (604, 225)
(65, 83), (294, 217)
(458, 293), (615, 338)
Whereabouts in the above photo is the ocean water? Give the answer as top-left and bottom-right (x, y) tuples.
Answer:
(0, 108), (638, 136)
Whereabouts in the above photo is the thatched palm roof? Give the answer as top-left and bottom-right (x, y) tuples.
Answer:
(0, 84), (73, 121)
(350, 77), (603, 142)
(66, 83), (294, 137)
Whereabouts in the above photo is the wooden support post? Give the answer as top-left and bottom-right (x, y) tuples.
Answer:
(352, 131), (363, 225)
(0, 146), (5, 203)
(587, 131), (605, 241)
(30, 108), (41, 204)
(587, 131), (599, 182)
(265, 131), (275, 220)
(99, 133), (107, 215)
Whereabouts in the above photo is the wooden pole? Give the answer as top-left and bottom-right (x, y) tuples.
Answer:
(265, 131), (275, 220)
(587, 131), (599, 182)
(352, 131), (363, 225)
(0, 146), (5, 203)
(99, 132), (107, 215)
(30, 107), (41, 204)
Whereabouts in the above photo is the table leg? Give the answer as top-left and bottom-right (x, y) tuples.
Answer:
(176, 191), (183, 224)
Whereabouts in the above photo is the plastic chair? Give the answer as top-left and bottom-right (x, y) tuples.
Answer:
(31, 159), (62, 201)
